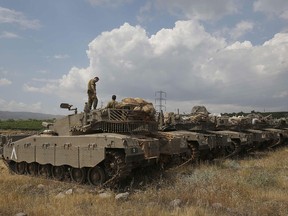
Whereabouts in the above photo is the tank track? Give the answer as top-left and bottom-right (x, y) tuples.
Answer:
(164, 142), (200, 171)
(268, 135), (284, 149)
(178, 143), (200, 168)
(1, 150), (133, 188)
(2, 157), (16, 174)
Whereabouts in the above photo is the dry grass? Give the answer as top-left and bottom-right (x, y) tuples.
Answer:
(1, 148), (288, 216)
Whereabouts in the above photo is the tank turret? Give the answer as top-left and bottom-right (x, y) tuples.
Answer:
(46, 98), (158, 136)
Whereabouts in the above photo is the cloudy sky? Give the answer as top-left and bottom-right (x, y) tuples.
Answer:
(0, 0), (288, 115)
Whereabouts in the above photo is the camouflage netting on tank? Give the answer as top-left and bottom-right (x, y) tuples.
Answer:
(228, 116), (252, 125)
(162, 106), (211, 125)
(188, 113), (210, 123)
(117, 97), (156, 117)
(191, 106), (210, 115)
(246, 113), (273, 124)
(188, 106), (210, 123)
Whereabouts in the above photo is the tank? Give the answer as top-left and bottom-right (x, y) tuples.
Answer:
(247, 113), (288, 149)
(1, 99), (163, 186)
(209, 112), (288, 153)
(157, 107), (229, 161)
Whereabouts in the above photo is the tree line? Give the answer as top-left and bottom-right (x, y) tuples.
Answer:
(220, 111), (288, 119)
(0, 119), (54, 131)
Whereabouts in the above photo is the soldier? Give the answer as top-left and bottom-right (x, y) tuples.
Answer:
(106, 95), (118, 109)
(87, 76), (99, 110)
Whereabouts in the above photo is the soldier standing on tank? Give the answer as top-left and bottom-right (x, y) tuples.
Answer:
(87, 76), (99, 110)
(106, 95), (118, 109)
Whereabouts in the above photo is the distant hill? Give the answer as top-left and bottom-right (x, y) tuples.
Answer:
(0, 111), (63, 120)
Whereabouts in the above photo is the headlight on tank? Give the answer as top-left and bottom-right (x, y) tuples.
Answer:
(227, 137), (231, 142)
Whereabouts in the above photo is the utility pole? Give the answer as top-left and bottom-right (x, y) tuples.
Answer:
(155, 90), (166, 113)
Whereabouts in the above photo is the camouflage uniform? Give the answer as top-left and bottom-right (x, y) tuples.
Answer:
(106, 95), (117, 109)
(87, 77), (99, 110)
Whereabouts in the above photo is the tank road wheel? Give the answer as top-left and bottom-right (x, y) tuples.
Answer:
(15, 162), (27, 175)
(87, 166), (106, 186)
(225, 140), (241, 157)
(70, 168), (86, 184)
(27, 162), (38, 176)
(104, 151), (126, 178)
(52, 166), (65, 181)
(38, 164), (52, 178)
(268, 134), (283, 149)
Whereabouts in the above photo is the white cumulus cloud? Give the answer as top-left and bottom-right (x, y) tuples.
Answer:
(226, 41), (253, 50)
(24, 20), (288, 113)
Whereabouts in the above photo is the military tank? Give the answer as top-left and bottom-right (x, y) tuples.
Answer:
(209, 112), (288, 153)
(1, 98), (164, 186)
(157, 106), (229, 161)
(246, 113), (288, 149)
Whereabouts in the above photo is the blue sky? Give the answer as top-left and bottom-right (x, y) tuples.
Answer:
(0, 0), (288, 115)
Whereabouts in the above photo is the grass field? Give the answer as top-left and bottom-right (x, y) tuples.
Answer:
(0, 119), (46, 131)
(0, 148), (288, 216)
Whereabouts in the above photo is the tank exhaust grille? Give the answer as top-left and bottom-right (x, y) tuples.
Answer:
(107, 109), (153, 121)
(108, 109), (128, 121)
